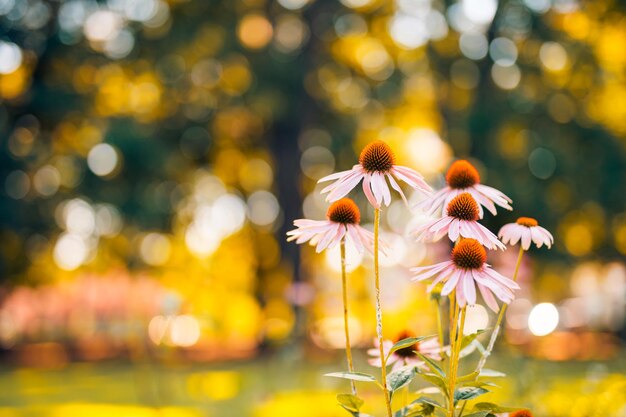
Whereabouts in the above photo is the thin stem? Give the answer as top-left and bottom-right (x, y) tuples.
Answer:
(340, 238), (357, 395)
(449, 306), (467, 417)
(435, 297), (445, 359)
(447, 295), (459, 417)
(374, 208), (392, 417)
(458, 399), (467, 417)
(475, 246), (525, 373)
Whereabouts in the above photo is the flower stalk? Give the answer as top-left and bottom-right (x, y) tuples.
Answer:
(435, 297), (445, 359)
(447, 295), (466, 417)
(476, 246), (525, 372)
(374, 208), (392, 417)
(340, 238), (357, 395)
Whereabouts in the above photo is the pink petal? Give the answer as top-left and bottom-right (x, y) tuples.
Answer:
(362, 174), (379, 208)
(370, 172), (385, 206)
(476, 281), (500, 313)
(318, 168), (354, 183)
(392, 166), (433, 194)
(448, 219), (460, 242)
(441, 269), (461, 296)
(315, 223), (345, 252)
(463, 271), (477, 305)
(387, 173), (408, 205)
(521, 229), (532, 250)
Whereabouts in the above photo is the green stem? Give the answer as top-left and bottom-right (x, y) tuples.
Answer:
(458, 399), (468, 417)
(435, 297), (445, 359)
(475, 246), (525, 373)
(340, 238), (357, 395)
(447, 296), (458, 417)
(374, 208), (392, 417)
(448, 303), (466, 417)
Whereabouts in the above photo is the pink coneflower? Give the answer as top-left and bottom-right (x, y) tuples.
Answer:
(417, 160), (512, 218)
(411, 239), (519, 312)
(367, 331), (441, 371)
(286, 198), (376, 253)
(318, 141), (432, 208)
(498, 217), (554, 250)
(413, 193), (506, 250)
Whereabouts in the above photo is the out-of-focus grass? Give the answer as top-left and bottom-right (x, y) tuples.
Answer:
(0, 351), (624, 417)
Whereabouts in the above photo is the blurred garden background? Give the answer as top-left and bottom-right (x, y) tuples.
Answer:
(0, 0), (625, 416)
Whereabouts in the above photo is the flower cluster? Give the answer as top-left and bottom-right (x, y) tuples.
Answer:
(287, 142), (553, 417)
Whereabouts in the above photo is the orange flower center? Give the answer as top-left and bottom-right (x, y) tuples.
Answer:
(516, 217), (538, 227)
(452, 238), (487, 270)
(446, 160), (480, 189)
(327, 198), (361, 224)
(393, 330), (419, 358)
(446, 192), (479, 221)
(510, 410), (534, 417)
(359, 141), (396, 173)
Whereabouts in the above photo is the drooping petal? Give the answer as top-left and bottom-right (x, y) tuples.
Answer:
(318, 168), (355, 183)
(463, 221), (506, 250)
(530, 228), (544, 248)
(370, 172), (385, 206)
(476, 282), (500, 313)
(536, 226), (554, 248)
(362, 174), (379, 208)
(448, 219), (461, 242)
(467, 188), (494, 217)
(456, 272), (467, 307)
(441, 269), (461, 296)
(324, 169), (365, 202)
(391, 166), (433, 194)
(463, 270), (477, 305)
(346, 224), (365, 254)
(474, 183), (513, 206)
(415, 187), (451, 216)
(315, 223), (345, 252)
(411, 261), (454, 282)
(386, 173), (408, 205)
(377, 172), (392, 206)
(320, 167), (360, 194)
(482, 266), (520, 290)
(520, 229), (532, 250)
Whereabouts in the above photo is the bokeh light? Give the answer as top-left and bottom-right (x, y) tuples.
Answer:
(528, 303), (560, 336)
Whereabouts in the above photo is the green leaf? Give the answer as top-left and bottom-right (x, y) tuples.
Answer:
(458, 342), (478, 359)
(413, 396), (444, 409)
(460, 381), (499, 389)
(387, 335), (436, 359)
(456, 371), (479, 383)
(415, 386), (442, 395)
(337, 394), (364, 412)
(325, 372), (378, 383)
(416, 352), (445, 378)
(388, 366), (418, 393)
(420, 373), (448, 398)
(478, 369), (506, 378)
(394, 397), (442, 417)
(460, 330), (486, 351)
(454, 387), (489, 404)
(474, 402), (521, 413)
(462, 411), (491, 417)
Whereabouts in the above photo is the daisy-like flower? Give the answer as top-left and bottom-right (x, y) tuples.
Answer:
(498, 217), (554, 250)
(367, 331), (441, 371)
(413, 192), (506, 250)
(318, 140), (432, 208)
(417, 160), (512, 218)
(286, 198), (377, 253)
(411, 239), (519, 312)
